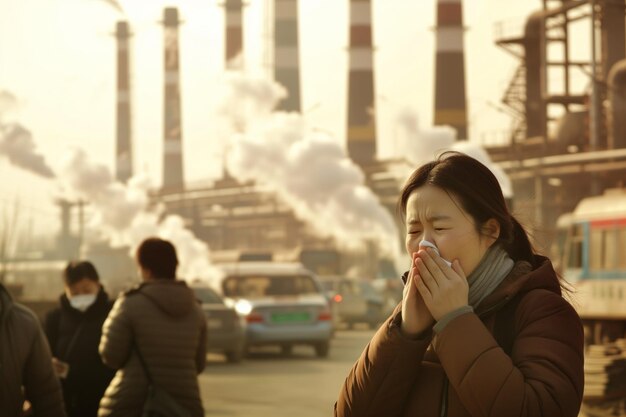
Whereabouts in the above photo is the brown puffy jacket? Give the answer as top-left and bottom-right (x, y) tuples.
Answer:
(98, 280), (207, 417)
(335, 256), (585, 417)
(0, 284), (66, 417)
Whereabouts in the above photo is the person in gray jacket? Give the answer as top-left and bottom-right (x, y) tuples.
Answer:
(0, 283), (66, 417)
(98, 237), (207, 417)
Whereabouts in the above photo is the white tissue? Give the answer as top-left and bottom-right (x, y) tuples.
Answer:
(419, 240), (453, 267)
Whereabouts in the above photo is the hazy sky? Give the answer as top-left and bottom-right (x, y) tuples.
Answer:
(0, 0), (542, 232)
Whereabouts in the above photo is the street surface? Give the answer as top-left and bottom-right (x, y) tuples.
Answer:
(199, 327), (603, 417)
(199, 327), (375, 417)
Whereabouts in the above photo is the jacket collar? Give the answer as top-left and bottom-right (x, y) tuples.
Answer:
(475, 255), (560, 316)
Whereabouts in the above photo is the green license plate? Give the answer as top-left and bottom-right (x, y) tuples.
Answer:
(271, 312), (310, 323)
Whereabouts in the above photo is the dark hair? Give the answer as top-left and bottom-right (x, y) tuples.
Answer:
(136, 237), (178, 279)
(64, 261), (100, 286)
(398, 152), (535, 263)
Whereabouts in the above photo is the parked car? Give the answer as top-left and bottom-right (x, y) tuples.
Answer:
(192, 285), (246, 363)
(212, 262), (333, 358)
(319, 277), (385, 329)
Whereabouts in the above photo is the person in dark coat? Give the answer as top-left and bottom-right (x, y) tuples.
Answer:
(0, 283), (66, 416)
(98, 237), (207, 417)
(44, 261), (115, 417)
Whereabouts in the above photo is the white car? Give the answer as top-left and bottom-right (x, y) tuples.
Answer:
(211, 262), (334, 358)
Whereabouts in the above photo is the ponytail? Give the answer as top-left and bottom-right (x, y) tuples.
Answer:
(503, 216), (535, 264)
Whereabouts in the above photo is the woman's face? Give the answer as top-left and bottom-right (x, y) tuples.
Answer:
(405, 185), (496, 277)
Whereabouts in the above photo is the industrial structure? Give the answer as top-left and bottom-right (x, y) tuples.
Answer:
(223, 0), (245, 70)
(162, 7), (185, 190)
(149, 2), (397, 280)
(434, 0), (468, 140)
(487, 0), (626, 253)
(115, 21), (133, 183)
(274, 0), (301, 111)
(347, 0), (377, 169)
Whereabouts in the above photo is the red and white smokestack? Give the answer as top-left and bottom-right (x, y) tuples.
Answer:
(162, 7), (184, 190)
(274, 0), (301, 111)
(434, 0), (468, 140)
(115, 21), (132, 183)
(347, 0), (376, 166)
(223, 0), (245, 70)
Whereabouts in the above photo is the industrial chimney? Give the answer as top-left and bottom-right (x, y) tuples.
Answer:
(347, 0), (376, 167)
(223, 0), (245, 70)
(608, 59), (626, 150)
(523, 11), (545, 140)
(274, 0), (301, 111)
(162, 7), (184, 190)
(115, 21), (133, 183)
(434, 0), (468, 140)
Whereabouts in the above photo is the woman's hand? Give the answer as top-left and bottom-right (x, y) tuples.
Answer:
(415, 248), (469, 320)
(401, 252), (435, 336)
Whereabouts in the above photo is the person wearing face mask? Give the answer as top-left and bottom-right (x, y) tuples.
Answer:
(44, 261), (115, 417)
(335, 152), (584, 417)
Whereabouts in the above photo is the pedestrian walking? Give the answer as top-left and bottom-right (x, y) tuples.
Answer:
(0, 282), (66, 417)
(335, 152), (585, 417)
(44, 261), (115, 417)
(98, 237), (207, 417)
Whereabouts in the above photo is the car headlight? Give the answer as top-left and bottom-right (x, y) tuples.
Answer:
(235, 299), (253, 316)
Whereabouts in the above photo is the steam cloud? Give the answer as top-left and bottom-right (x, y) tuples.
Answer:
(58, 148), (218, 281)
(396, 107), (513, 198)
(0, 90), (55, 178)
(217, 73), (400, 257)
(0, 125), (56, 179)
(0, 91), (214, 281)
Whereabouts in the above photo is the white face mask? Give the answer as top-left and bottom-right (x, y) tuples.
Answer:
(419, 240), (453, 267)
(69, 294), (97, 312)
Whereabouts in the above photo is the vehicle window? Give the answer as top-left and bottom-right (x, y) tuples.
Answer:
(223, 275), (320, 298)
(589, 229), (603, 272)
(619, 227), (626, 269)
(193, 287), (223, 304)
(567, 224), (583, 269)
(604, 228), (618, 270)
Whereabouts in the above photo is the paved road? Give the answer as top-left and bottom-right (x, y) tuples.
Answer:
(199, 328), (375, 417)
(198, 327), (607, 417)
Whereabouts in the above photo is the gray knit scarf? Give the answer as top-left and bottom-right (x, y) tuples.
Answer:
(467, 244), (515, 308)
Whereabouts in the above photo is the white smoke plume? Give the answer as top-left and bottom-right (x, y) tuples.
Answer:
(0, 90), (55, 178)
(396, 107), (513, 198)
(58, 148), (218, 281)
(216, 73), (400, 257)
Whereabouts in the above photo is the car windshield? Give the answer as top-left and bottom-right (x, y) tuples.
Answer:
(193, 287), (223, 304)
(222, 275), (320, 298)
